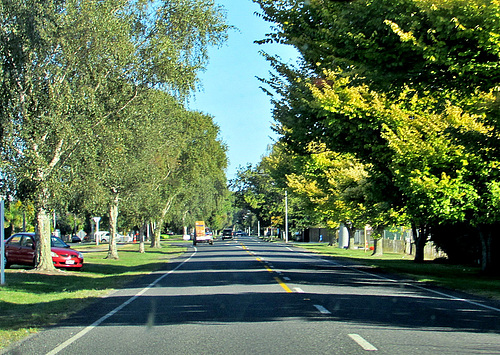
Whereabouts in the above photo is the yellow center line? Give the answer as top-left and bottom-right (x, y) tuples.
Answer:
(240, 243), (293, 293)
(274, 276), (293, 293)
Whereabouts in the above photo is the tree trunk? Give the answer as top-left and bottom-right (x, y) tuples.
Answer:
(371, 238), (383, 256)
(106, 191), (119, 260)
(346, 223), (355, 249)
(182, 210), (189, 239)
(139, 224), (146, 253)
(478, 225), (500, 275)
(34, 207), (56, 271)
(150, 218), (162, 248)
(371, 226), (384, 256)
(412, 223), (429, 263)
(151, 195), (177, 248)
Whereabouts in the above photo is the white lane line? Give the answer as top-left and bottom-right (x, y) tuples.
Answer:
(294, 287), (305, 293)
(305, 253), (500, 314)
(314, 304), (331, 314)
(286, 247), (294, 252)
(348, 334), (378, 351)
(46, 249), (198, 355)
(283, 276), (291, 281)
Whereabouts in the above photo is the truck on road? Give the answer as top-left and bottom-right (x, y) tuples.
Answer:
(193, 221), (213, 245)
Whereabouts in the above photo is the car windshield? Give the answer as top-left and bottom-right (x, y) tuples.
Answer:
(51, 236), (70, 248)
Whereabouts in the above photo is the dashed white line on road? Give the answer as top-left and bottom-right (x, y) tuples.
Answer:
(283, 276), (291, 281)
(314, 304), (331, 314)
(294, 287), (305, 293)
(348, 334), (378, 351)
(303, 249), (500, 314)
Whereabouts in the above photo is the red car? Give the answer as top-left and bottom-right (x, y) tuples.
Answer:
(4, 233), (84, 269)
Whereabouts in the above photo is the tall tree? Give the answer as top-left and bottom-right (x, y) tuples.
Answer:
(255, 0), (500, 271)
(160, 110), (228, 244)
(0, 0), (229, 268)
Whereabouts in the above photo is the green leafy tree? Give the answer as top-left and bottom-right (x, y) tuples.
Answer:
(231, 163), (285, 234)
(165, 110), (229, 242)
(0, 0), (229, 268)
(255, 0), (500, 271)
(117, 92), (188, 250)
(3, 200), (34, 237)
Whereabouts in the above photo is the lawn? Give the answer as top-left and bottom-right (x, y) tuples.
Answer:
(0, 241), (186, 350)
(295, 243), (500, 301)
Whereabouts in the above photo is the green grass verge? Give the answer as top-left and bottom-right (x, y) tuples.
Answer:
(295, 243), (500, 301)
(0, 242), (186, 350)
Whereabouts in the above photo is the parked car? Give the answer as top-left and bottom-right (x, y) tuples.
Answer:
(94, 231), (109, 243)
(95, 231), (130, 243)
(4, 232), (84, 269)
(115, 233), (132, 243)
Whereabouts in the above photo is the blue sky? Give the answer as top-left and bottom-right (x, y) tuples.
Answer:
(188, 0), (298, 180)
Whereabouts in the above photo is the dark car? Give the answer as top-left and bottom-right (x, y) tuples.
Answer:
(4, 233), (84, 269)
(222, 228), (233, 240)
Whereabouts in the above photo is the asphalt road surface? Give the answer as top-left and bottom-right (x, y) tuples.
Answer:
(4, 236), (500, 354)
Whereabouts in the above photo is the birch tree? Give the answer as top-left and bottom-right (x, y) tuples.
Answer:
(0, 0), (228, 268)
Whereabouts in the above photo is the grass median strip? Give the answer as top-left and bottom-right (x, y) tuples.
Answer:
(0, 242), (186, 350)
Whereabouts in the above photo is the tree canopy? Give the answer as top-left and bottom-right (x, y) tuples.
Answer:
(0, 0), (230, 269)
(254, 0), (500, 272)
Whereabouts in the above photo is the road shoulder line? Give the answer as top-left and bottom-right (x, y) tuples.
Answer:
(45, 248), (198, 355)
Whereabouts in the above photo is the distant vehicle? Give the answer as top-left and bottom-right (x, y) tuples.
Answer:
(234, 230), (243, 236)
(4, 232), (84, 269)
(222, 228), (233, 240)
(193, 221), (213, 245)
(116, 233), (133, 243)
(94, 231), (109, 243)
(71, 235), (82, 243)
(94, 231), (130, 243)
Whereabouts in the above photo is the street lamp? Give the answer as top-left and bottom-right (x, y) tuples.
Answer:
(285, 190), (288, 243)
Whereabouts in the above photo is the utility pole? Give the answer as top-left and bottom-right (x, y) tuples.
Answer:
(285, 190), (288, 243)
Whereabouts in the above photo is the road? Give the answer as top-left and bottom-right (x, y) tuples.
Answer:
(4, 236), (500, 354)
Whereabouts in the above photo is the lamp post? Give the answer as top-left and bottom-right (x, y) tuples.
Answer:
(285, 190), (288, 243)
